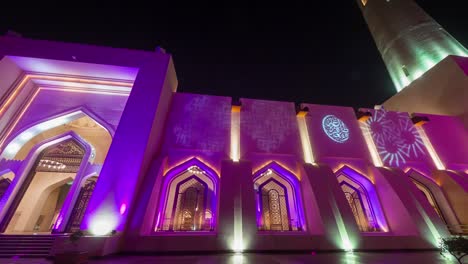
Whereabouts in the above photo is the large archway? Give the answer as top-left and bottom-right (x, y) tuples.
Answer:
(0, 112), (112, 234)
(4, 138), (86, 233)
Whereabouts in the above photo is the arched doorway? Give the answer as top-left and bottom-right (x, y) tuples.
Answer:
(407, 169), (462, 234)
(3, 138), (86, 233)
(154, 159), (219, 232)
(411, 179), (446, 224)
(253, 163), (305, 232)
(335, 166), (387, 232)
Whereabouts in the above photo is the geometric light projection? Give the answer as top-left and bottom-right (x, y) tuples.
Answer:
(364, 109), (426, 167)
(155, 159), (218, 232)
(253, 162), (305, 232)
(411, 179), (447, 224)
(322, 115), (350, 143)
(336, 167), (386, 232)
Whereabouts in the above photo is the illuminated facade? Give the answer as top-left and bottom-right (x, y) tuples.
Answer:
(0, 1), (467, 255)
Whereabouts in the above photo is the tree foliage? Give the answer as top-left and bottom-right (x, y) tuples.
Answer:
(440, 236), (468, 264)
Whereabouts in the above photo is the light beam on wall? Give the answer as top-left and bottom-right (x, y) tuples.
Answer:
(331, 197), (354, 252)
(89, 214), (117, 236)
(232, 196), (244, 253)
(230, 106), (241, 162)
(359, 122), (383, 167)
(415, 126), (445, 170)
(297, 116), (315, 164)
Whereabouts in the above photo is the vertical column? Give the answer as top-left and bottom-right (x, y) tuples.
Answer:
(297, 108), (315, 164)
(81, 54), (176, 235)
(218, 160), (255, 252)
(302, 164), (360, 251)
(375, 167), (449, 246)
(230, 104), (240, 162)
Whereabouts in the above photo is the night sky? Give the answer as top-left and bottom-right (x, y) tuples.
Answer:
(1, 1), (467, 109)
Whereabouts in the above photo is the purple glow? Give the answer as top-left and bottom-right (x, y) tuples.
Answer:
(120, 204), (127, 215)
(55, 216), (63, 228)
(1, 107), (116, 160)
(253, 161), (306, 231)
(154, 158), (219, 232)
(0, 131), (94, 233)
(335, 166), (388, 232)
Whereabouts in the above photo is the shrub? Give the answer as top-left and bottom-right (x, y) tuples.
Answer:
(440, 236), (468, 264)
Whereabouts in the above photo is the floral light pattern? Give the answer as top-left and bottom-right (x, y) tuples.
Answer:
(364, 109), (426, 167)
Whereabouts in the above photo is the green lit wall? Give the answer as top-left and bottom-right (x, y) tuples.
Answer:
(357, 0), (468, 91)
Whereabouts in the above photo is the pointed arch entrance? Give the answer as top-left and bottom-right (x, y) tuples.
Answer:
(335, 166), (388, 232)
(0, 132), (96, 234)
(253, 162), (306, 232)
(155, 158), (219, 232)
(407, 169), (461, 234)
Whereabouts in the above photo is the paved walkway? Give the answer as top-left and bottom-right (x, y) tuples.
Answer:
(0, 251), (464, 264)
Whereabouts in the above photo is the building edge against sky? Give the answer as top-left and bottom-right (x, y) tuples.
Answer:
(0, 0), (465, 257)
(357, 0), (468, 128)
(357, 0), (468, 91)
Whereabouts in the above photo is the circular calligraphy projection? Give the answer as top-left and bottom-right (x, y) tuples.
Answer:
(322, 115), (350, 143)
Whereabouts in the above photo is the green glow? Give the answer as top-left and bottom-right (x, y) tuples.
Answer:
(414, 198), (442, 247)
(390, 31), (468, 92)
(331, 198), (354, 251)
(422, 57), (436, 70)
(412, 69), (424, 81)
(232, 196), (244, 253)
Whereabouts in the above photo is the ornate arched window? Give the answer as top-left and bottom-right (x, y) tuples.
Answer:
(156, 160), (218, 232)
(254, 164), (305, 232)
(411, 179), (446, 223)
(336, 167), (384, 232)
(66, 176), (98, 232)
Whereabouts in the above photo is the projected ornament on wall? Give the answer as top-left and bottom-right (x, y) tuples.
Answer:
(322, 115), (350, 143)
(364, 109), (426, 167)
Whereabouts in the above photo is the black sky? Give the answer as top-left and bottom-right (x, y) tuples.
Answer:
(1, 1), (467, 109)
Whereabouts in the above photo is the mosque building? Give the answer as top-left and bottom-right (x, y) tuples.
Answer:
(0, 0), (465, 257)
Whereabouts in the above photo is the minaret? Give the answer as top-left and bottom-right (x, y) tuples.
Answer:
(357, 0), (468, 91)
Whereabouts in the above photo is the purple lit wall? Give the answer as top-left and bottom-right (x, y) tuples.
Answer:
(420, 113), (468, 171)
(10, 90), (127, 139)
(303, 104), (371, 162)
(161, 93), (231, 167)
(240, 99), (302, 173)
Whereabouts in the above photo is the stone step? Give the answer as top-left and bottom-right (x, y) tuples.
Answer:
(0, 245), (52, 250)
(0, 254), (49, 258)
(0, 234), (58, 257)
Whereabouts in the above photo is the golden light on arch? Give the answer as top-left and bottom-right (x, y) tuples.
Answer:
(252, 161), (300, 181)
(162, 156), (220, 178)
